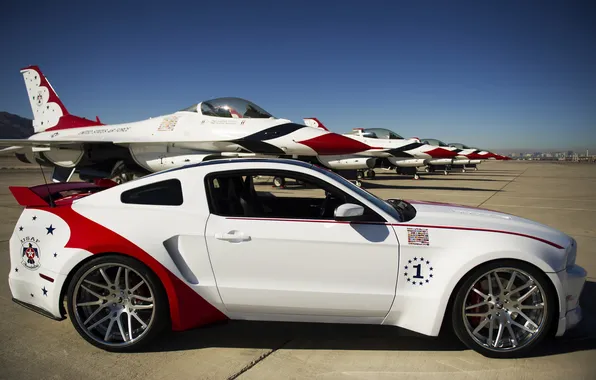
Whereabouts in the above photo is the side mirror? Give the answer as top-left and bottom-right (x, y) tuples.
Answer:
(334, 203), (364, 221)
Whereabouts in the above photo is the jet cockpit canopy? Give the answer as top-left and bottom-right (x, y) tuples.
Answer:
(449, 143), (471, 149)
(348, 128), (404, 139)
(180, 97), (274, 119)
(420, 138), (449, 147)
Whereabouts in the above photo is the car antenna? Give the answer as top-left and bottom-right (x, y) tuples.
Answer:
(39, 163), (55, 208)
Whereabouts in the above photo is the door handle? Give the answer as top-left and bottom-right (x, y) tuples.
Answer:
(215, 231), (251, 242)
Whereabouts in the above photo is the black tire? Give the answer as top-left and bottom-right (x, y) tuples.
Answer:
(66, 254), (169, 352)
(451, 259), (556, 358)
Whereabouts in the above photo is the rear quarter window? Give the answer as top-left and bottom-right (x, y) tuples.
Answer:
(120, 179), (183, 206)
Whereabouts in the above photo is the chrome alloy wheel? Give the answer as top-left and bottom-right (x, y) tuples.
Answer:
(72, 263), (155, 347)
(462, 267), (548, 352)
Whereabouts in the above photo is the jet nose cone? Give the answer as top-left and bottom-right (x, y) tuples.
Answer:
(297, 133), (371, 155)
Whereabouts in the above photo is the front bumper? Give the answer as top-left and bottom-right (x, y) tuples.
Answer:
(550, 264), (587, 336)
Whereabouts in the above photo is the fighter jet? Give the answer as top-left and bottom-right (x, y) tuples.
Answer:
(419, 139), (508, 174)
(0, 66), (371, 183)
(303, 118), (458, 180)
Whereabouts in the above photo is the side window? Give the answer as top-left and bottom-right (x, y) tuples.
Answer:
(205, 171), (384, 222)
(121, 179), (183, 206)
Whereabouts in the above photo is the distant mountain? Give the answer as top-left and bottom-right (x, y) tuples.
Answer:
(0, 112), (34, 138)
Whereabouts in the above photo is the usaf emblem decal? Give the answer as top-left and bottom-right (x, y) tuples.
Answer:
(21, 237), (41, 270)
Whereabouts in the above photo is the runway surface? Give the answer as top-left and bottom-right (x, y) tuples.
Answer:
(1, 159), (595, 379)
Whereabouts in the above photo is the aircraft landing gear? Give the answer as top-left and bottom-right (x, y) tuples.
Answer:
(273, 176), (285, 188)
(355, 180), (362, 187)
(365, 169), (375, 179)
(413, 173), (420, 180)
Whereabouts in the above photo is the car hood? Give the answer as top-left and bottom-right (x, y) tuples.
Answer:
(403, 200), (571, 249)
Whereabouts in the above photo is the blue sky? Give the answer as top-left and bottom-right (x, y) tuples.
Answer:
(1, 0), (595, 151)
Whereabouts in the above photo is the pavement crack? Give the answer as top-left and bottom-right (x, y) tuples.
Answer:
(477, 167), (529, 208)
(227, 339), (292, 380)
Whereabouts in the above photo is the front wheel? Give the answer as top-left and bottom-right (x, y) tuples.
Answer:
(451, 260), (556, 358)
(66, 254), (169, 352)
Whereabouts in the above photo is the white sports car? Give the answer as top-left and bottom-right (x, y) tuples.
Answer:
(8, 158), (586, 358)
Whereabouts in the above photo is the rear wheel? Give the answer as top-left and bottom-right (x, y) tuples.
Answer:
(451, 260), (556, 358)
(66, 255), (168, 352)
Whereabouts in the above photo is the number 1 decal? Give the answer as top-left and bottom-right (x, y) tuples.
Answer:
(404, 257), (434, 286)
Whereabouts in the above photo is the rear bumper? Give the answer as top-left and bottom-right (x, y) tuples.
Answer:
(551, 264), (587, 336)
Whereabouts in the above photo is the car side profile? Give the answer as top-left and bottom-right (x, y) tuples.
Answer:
(8, 158), (586, 358)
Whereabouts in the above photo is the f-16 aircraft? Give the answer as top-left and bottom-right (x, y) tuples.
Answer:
(303, 118), (458, 180)
(0, 66), (371, 183)
(419, 138), (509, 174)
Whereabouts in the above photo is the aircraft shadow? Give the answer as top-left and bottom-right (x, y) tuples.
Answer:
(141, 284), (596, 357)
(373, 175), (508, 182)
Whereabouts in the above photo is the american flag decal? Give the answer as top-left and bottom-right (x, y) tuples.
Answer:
(407, 228), (429, 246)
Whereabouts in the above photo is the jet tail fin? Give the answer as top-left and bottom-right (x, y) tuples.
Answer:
(20, 65), (103, 133)
(303, 118), (329, 131)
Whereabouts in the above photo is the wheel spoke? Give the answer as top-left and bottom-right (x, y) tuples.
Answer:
(104, 318), (116, 341)
(486, 274), (493, 297)
(488, 317), (495, 345)
(132, 313), (147, 329)
(506, 323), (518, 347)
(509, 281), (532, 296)
(472, 288), (488, 300)
(466, 312), (488, 317)
(494, 273), (505, 292)
(517, 286), (538, 303)
(132, 294), (153, 302)
(473, 317), (490, 335)
(506, 272), (517, 291)
(117, 316), (128, 342)
(77, 300), (103, 307)
(87, 313), (111, 331)
(99, 268), (112, 287)
(513, 310), (539, 330)
(130, 304), (153, 310)
(130, 280), (145, 293)
(81, 284), (105, 300)
(125, 268), (131, 290)
(114, 267), (123, 288)
(83, 304), (107, 325)
(127, 312), (133, 341)
(511, 319), (536, 334)
(519, 303), (544, 310)
(83, 279), (111, 291)
(465, 301), (488, 310)
(494, 322), (504, 347)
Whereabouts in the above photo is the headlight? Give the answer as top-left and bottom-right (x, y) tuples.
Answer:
(566, 238), (577, 268)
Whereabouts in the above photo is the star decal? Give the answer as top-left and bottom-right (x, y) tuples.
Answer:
(32, 216), (37, 221)
(46, 224), (55, 235)
(19, 226), (23, 231)
(42, 287), (48, 296)
(15, 268), (18, 272)
(53, 253), (57, 258)
(403, 258), (436, 287)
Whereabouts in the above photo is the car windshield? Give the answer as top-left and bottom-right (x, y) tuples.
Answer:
(310, 164), (401, 221)
(199, 97), (274, 119)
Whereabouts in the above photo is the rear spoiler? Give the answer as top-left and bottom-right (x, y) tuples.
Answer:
(9, 179), (118, 207)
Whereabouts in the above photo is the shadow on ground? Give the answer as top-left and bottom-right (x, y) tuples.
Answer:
(361, 182), (501, 192)
(143, 282), (596, 358)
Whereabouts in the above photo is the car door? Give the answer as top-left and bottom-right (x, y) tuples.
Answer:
(203, 169), (399, 320)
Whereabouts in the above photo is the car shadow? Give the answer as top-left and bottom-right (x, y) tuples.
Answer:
(142, 283), (596, 358)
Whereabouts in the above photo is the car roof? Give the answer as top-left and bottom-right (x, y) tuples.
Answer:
(144, 157), (315, 179)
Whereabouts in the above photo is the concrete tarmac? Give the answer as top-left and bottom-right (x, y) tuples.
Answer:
(0, 159), (595, 379)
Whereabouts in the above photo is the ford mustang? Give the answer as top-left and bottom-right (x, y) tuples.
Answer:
(7, 158), (586, 358)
